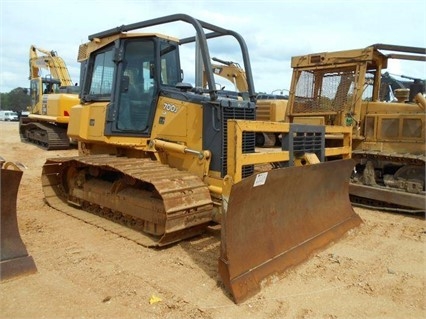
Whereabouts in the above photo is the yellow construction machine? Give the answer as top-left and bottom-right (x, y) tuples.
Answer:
(287, 44), (426, 212)
(41, 14), (361, 303)
(255, 92), (289, 146)
(19, 45), (80, 150)
(204, 57), (249, 93)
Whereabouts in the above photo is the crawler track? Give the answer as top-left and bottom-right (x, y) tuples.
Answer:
(42, 155), (214, 246)
(350, 150), (426, 212)
(19, 121), (70, 150)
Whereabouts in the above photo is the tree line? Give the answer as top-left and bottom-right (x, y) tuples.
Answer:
(0, 88), (31, 112)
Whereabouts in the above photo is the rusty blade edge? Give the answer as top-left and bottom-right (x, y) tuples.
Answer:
(219, 213), (362, 304)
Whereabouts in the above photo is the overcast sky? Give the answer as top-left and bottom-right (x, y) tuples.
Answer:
(1, 0), (425, 94)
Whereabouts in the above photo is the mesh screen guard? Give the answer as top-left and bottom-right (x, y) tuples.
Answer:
(292, 69), (358, 114)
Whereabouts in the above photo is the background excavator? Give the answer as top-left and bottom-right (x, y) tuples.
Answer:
(286, 44), (425, 212)
(41, 14), (361, 303)
(203, 56), (249, 94)
(19, 45), (80, 150)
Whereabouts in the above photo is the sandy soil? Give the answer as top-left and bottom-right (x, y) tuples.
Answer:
(0, 121), (425, 319)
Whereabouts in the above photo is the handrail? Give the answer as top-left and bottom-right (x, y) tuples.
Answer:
(87, 13), (256, 102)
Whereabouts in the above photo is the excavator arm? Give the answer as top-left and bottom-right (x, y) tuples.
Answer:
(203, 57), (249, 92)
(29, 45), (74, 86)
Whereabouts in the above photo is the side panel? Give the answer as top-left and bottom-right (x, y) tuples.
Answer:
(68, 103), (106, 141)
(151, 95), (203, 150)
(43, 94), (80, 122)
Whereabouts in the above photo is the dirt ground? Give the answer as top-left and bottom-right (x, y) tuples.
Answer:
(0, 121), (425, 319)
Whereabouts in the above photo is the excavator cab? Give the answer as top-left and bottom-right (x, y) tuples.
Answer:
(42, 14), (361, 303)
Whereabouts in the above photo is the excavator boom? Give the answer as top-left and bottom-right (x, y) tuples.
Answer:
(29, 45), (74, 86)
(204, 57), (249, 92)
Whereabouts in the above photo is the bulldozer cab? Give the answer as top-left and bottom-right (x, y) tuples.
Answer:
(76, 15), (256, 141)
(120, 39), (180, 133)
(78, 35), (170, 135)
(287, 44), (425, 130)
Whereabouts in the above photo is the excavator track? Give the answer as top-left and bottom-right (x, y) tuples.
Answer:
(42, 155), (214, 246)
(19, 121), (70, 150)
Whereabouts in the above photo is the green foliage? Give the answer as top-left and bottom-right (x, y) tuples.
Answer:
(0, 87), (31, 112)
(0, 93), (9, 110)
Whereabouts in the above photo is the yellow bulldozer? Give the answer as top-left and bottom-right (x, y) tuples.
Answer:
(286, 44), (425, 212)
(19, 45), (80, 150)
(41, 14), (361, 303)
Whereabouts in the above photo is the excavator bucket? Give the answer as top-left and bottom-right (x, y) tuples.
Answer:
(218, 159), (362, 303)
(0, 161), (37, 281)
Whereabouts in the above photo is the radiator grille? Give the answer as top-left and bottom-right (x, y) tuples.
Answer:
(222, 106), (255, 178)
(281, 124), (325, 166)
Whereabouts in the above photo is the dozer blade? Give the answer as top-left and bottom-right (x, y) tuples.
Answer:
(1, 165), (37, 281)
(218, 159), (362, 303)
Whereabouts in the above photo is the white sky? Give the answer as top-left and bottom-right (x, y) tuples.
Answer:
(0, 0), (425, 94)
